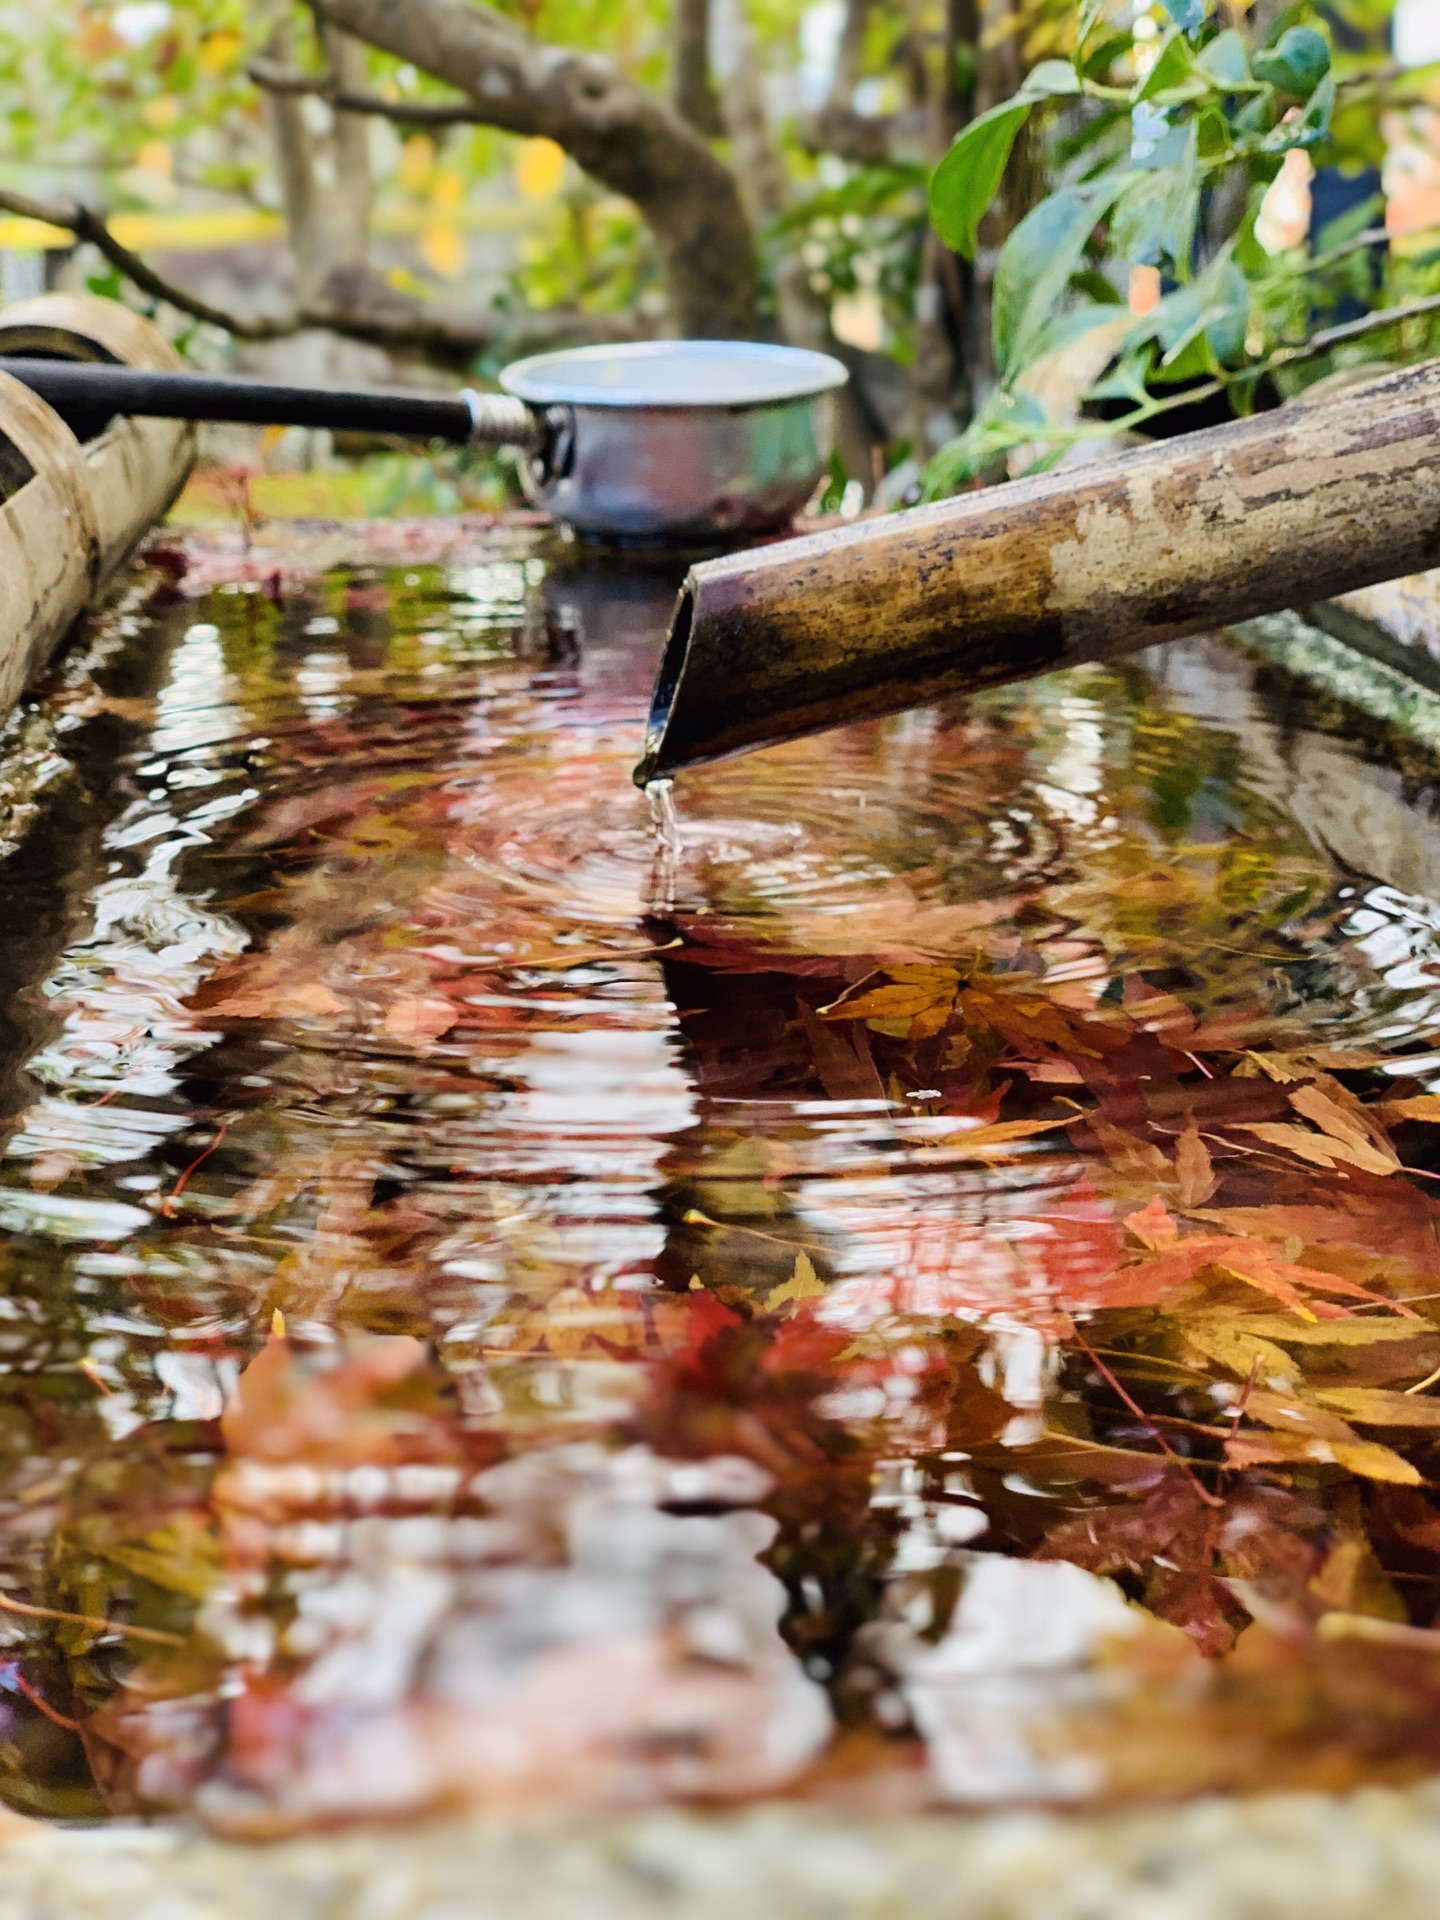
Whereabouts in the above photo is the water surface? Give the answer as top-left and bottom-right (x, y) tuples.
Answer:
(3, 524), (1440, 1825)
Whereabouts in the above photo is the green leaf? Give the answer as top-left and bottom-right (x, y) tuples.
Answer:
(1109, 129), (1199, 279)
(1158, 0), (1206, 33)
(1076, 0), (1109, 58)
(1122, 255), (1249, 380)
(1022, 59), (1083, 99)
(1314, 190), (1383, 254)
(1195, 105), (1230, 159)
(1196, 30), (1250, 88)
(1022, 298), (1133, 371)
(928, 57), (1086, 260)
(1089, 350), (1158, 408)
(993, 176), (1131, 380)
(1136, 29), (1198, 103)
(1253, 25), (1330, 99)
(920, 389), (1051, 497)
(1070, 268), (1125, 305)
(1080, 32), (1134, 82)
(929, 100), (1032, 260)
(1261, 69), (1335, 150)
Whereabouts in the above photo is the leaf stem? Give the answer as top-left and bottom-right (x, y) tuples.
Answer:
(1069, 1323), (1224, 1506)
(0, 1590), (185, 1647)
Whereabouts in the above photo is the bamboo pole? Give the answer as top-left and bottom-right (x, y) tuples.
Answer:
(634, 356), (1440, 784)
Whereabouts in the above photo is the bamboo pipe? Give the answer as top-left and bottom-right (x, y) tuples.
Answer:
(633, 355), (1440, 786)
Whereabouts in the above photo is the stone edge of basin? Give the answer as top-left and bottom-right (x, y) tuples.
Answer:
(1226, 567), (1440, 756)
(2, 1785), (1440, 1918)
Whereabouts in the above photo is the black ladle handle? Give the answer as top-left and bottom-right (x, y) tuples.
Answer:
(0, 356), (546, 453)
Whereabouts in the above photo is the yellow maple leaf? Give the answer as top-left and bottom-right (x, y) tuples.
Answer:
(821, 966), (960, 1039)
(767, 1251), (827, 1312)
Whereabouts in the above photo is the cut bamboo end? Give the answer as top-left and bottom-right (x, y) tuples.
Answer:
(0, 296), (197, 719)
(0, 294), (195, 583)
(0, 369), (103, 716)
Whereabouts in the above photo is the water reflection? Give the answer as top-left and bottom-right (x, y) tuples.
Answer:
(1, 529), (1440, 1822)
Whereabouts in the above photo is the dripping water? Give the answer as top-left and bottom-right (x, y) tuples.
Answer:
(645, 775), (683, 912)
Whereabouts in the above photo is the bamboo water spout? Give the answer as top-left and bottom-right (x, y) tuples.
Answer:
(634, 356), (1440, 785)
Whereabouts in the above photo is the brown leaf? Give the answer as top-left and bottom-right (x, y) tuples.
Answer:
(1331, 1442), (1423, 1484)
(1383, 1095), (1440, 1124)
(1234, 1315), (1431, 1348)
(1174, 1123), (1217, 1208)
(820, 965), (959, 1025)
(1089, 1116), (1173, 1183)
(797, 1003), (886, 1102)
(207, 977), (347, 1020)
(1225, 1428), (1421, 1484)
(1307, 1536), (1407, 1620)
(1240, 1052), (1307, 1083)
(1125, 1195), (1178, 1250)
(929, 1115), (1072, 1162)
(1295, 1047), (1391, 1070)
(1288, 1083), (1399, 1169)
(960, 987), (1103, 1058)
(1181, 1317), (1295, 1386)
(382, 994), (457, 1043)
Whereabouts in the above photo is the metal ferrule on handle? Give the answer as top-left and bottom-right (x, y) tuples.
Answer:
(460, 388), (544, 454)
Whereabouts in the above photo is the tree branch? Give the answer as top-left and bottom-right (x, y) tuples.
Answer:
(0, 185), (643, 364)
(797, 0), (928, 165)
(798, 102), (929, 164)
(310, 0), (759, 338)
(0, 186), (297, 341)
(248, 56), (488, 126)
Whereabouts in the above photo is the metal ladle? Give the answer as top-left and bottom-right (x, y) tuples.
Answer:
(0, 339), (848, 545)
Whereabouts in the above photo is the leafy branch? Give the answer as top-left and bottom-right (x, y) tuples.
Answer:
(923, 0), (1440, 496)
(923, 286), (1440, 496)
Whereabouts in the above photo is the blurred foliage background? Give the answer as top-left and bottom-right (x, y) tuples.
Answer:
(0, 0), (1435, 516)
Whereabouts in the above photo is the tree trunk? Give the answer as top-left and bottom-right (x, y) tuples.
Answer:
(710, 0), (881, 483)
(908, 0), (976, 460)
(262, 17), (459, 346)
(312, 0), (759, 338)
(319, 25), (376, 266)
(262, 20), (330, 308)
(671, 0), (722, 137)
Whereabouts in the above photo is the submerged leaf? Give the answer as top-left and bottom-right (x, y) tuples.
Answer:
(1236, 1121), (1396, 1177)
(1313, 1389), (1440, 1429)
(767, 1252), (827, 1312)
(1174, 1123), (1217, 1207)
